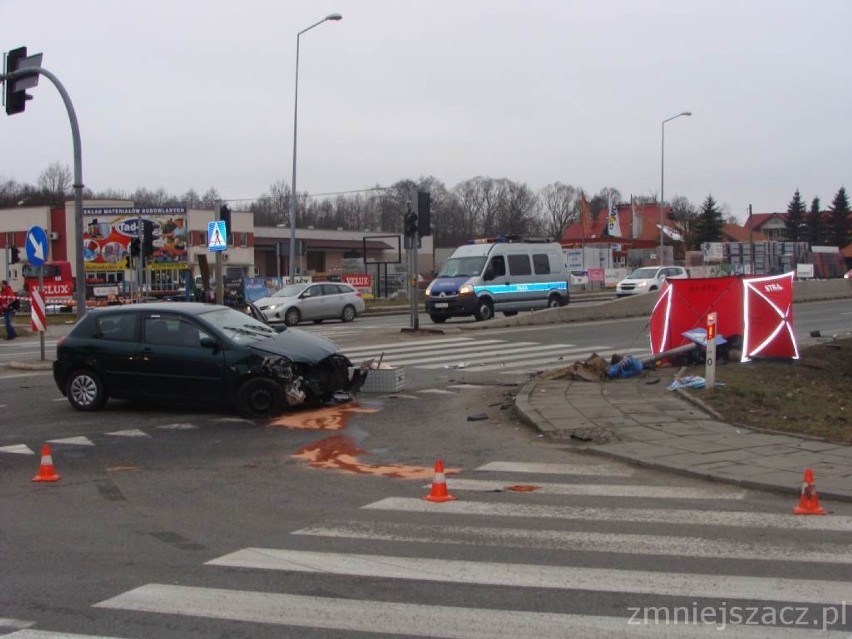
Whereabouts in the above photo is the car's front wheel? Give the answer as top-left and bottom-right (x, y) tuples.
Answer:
(341, 305), (356, 322)
(237, 377), (284, 418)
(474, 299), (493, 322)
(284, 308), (301, 326)
(66, 369), (108, 411)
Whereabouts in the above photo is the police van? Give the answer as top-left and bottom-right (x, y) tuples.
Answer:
(424, 237), (570, 323)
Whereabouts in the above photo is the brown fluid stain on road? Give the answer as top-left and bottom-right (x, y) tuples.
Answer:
(506, 484), (540, 492)
(267, 402), (379, 431)
(292, 434), (458, 479)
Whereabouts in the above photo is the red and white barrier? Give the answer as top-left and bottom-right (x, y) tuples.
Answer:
(30, 288), (46, 332)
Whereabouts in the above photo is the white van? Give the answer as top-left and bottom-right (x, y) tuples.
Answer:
(424, 238), (570, 323)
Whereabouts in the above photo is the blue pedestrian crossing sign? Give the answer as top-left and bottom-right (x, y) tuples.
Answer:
(207, 220), (227, 251)
(26, 225), (49, 267)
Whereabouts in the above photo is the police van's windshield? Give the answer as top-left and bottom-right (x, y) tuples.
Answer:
(437, 256), (487, 278)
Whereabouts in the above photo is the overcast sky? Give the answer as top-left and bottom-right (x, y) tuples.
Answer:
(3, 0), (851, 220)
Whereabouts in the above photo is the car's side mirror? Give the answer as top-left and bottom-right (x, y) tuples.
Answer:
(200, 336), (220, 350)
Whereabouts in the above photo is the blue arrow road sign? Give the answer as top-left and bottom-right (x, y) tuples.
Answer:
(26, 225), (49, 266)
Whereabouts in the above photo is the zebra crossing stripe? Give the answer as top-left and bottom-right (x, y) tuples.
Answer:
(363, 497), (852, 531)
(414, 344), (606, 368)
(5, 632), (125, 639)
(442, 478), (746, 499)
(343, 337), (485, 356)
(476, 461), (634, 476)
(492, 349), (649, 374)
(205, 549), (849, 605)
(293, 521), (852, 564)
(356, 342), (538, 366)
(92, 584), (850, 638)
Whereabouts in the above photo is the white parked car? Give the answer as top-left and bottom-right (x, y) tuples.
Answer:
(616, 266), (689, 297)
(255, 282), (366, 326)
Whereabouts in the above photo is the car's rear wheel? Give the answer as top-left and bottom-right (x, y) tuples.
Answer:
(341, 305), (356, 322)
(429, 314), (448, 324)
(474, 299), (493, 322)
(547, 294), (562, 309)
(284, 308), (301, 326)
(237, 377), (284, 418)
(66, 369), (108, 411)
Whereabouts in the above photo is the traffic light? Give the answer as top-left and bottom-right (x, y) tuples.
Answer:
(10, 247), (20, 263)
(404, 210), (418, 237)
(220, 204), (231, 244)
(417, 191), (431, 237)
(5, 47), (31, 116)
(129, 238), (140, 257)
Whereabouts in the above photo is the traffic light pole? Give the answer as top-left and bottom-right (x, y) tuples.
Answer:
(215, 203), (224, 305)
(2, 66), (87, 317)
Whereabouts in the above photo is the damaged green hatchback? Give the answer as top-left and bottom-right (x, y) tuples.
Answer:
(53, 302), (367, 418)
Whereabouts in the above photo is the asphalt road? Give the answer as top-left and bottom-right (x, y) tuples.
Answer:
(1, 298), (851, 637)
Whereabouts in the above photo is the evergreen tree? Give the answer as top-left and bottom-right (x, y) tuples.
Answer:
(805, 196), (825, 247)
(691, 194), (724, 248)
(784, 189), (806, 241)
(828, 187), (851, 248)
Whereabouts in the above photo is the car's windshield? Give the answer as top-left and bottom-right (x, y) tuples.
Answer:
(271, 284), (306, 298)
(628, 268), (660, 279)
(200, 307), (276, 342)
(437, 256), (487, 278)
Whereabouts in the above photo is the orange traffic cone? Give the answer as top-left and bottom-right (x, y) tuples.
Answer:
(793, 468), (825, 515)
(32, 444), (61, 483)
(422, 459), (456, 502)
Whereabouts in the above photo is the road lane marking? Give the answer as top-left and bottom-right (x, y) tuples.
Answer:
(476, 461), (634, 476)
(363, 497), (852, 531)
(442, 478), (746, 499)
(293, 521), (852, 564)
(94, 584), (847, 638)
(206, 549), (850, 605)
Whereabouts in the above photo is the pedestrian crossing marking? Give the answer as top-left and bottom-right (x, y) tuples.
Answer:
(106, 429), (151, 438)
(364, 497), (852, 531)
(417, 389), (457, 395)
(476, 461), (634, 476)
(96, 584), (785, 639)
(47, 436), (94, 446)
(414, 344), (606, 369)
(442, 478), (746, 499)
(343, 337), (490, 356)
(205, 548), (850, 605)
(293, 521), (852, 565)
(0, 444), (35, 455)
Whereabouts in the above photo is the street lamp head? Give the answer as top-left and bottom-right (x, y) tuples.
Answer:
(326, 13), (343, 21)
(681, 111), (692, 116)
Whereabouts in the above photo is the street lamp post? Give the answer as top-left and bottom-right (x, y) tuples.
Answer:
(289, 12), (342, 281)
(659, 111), (692, 265)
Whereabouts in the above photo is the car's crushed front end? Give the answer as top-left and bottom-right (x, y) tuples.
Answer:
(244, 329), (369, 409)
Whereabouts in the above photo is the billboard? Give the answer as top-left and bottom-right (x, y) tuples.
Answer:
(82, 207), (188, 273)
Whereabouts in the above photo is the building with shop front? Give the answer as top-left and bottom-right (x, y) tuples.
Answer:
(0, 200), (433, 302)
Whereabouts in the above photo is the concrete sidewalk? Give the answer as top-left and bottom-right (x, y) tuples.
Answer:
(515, 373), (852, 502)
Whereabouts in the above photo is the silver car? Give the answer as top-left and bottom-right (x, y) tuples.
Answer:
(255, 282), (366, 326)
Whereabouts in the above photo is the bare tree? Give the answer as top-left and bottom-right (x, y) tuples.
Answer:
(37, 162), (72, 204)
(539, 182), (578, 240)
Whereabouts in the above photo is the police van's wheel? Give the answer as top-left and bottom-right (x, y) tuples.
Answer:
(547, 294), (562, 309)
(474, 299), (493, 322)
(429, 314), (448, 324)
